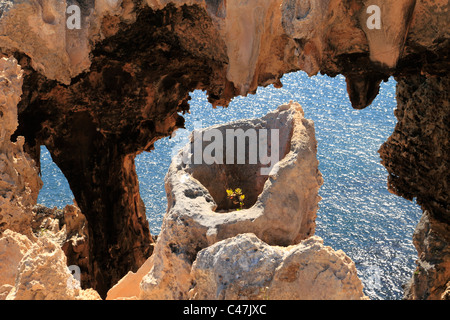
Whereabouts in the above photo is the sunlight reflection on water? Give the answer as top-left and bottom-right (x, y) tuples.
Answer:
(38, 71), (422, 300)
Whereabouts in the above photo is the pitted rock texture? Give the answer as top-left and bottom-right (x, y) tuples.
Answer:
(5, 1), (301, 295)
(379, 74), (449, 222)
(107, 102), (323, 300)
(5, 236), (101, 300)
(0, 56), (42, 238)
(404, 211), (450, 300)
(0, 230), (33, 289)
(0, 0), (448, 298)
(0, 56), (101, 300)
(190, 233), (366, 300)
(171, 102), (322, 246)
(379, 73), (449, 299)
(0, 0), (125, 84)
(0, 206), (101, 300)
(6, 1), (294, 296)
(31, 204), (92, 290)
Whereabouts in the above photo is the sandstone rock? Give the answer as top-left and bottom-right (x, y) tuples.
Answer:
(0, 0), (294, 93)
(0, 205), (101, 300)
(282, 0), (332, 76)
(0, 56), (102, 300)
(442, 282), (450, 300)
(31, 205), (64, 239)
(404, 211), (450, 300)
(108, 101), (323, 300)
(379, 74), (450, 229)
(0, 0), (125, 84)
(407, 0), (450, 52)
(31, 204), (92, 290)
(358, 0), (417, 69)
(0, 229), (33, 288)
(5, 0), (444, 95)
(170, 101), (322, 247)
(209, 0), (289, 95)
(0, 284), (13, 300)
(379, 74), (450, 299)
(0, 0), (447, 299)
(5, 236), (101, 300)
(190, 233), (367, 300)
(282, 0), (449, 108)
(31, 204), (89, 247)
(106, 257), (154, 300)
(60, 204), (91, 290)
(0, 56), (42, 238)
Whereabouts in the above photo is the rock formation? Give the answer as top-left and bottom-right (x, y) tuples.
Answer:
(0, 0), (447, 298)
(0, 205), (101, 300)
(107, 102), (366, 300)
(0, 56), (100, 300)
(379, 74), (450, 299)
(0, 56), (42, 238)
(167, 102), (322, 247)
(0, 229), (33, 298)
(138, 102), (323, 299)
(1, 0), (300, 296)
(190, 233), (365, 300)
(31, 204), (92, 290)
(5, 236), (100, 300)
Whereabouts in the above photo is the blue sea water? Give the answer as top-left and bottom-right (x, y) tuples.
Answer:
(37, 71), (422, 300)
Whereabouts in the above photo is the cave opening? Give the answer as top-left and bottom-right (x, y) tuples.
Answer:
(30, 70), (424, 300)
(29, 68), (424, 300)
(37, 146), (74, 209)
(2, 0), (444, 301)
(133, 72), (423, 300)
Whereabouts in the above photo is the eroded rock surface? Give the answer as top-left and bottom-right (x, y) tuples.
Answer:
(404, 211), (450, 300)
(5, 236), (101, 300)
(0, 0), (447, 298)
(0, 56), (42, 238)
(108, 102), (323, 299)
(0, 230), (33, 289)
(0, 57), (100, 300)
(31, 204), (92, 290)
(379, 73), (450, 299)
(0, 206), (100, 300)
(190, 233), (366, 300)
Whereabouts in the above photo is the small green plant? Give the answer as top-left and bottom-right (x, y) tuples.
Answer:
(37, 227), (48, 237)
(259, 286), (270, 300)
(226, 188), (245, 211)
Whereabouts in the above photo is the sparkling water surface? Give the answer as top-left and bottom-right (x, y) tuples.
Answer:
(38, 71), (422, 300)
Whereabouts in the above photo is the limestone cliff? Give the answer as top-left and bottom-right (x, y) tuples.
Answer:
(0, 0), (447, 299)
(379, 74), (450, 299)
(0, 56), (42, 238)
(0, 56), (100, 300)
